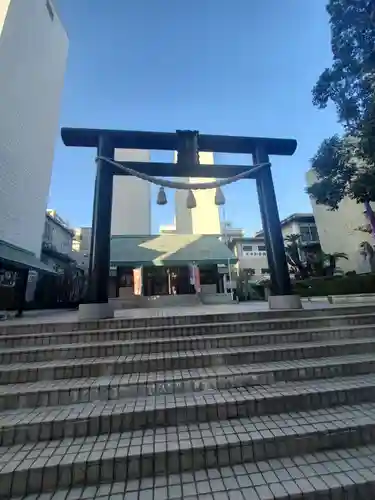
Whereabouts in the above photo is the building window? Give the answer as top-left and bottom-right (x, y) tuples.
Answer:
(46, 0), (54, 21)
(242, 245), (252, 252)
(299, 224), (319, 243)
(261, 268), (270, 274)
(257, 245), (266, 251)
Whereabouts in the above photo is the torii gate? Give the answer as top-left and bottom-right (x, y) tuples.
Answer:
(61, 128), (301, 318)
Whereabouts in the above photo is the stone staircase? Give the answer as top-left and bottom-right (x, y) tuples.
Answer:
(1, 305), (375, 498)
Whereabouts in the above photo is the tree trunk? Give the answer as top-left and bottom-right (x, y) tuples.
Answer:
(364, 200), (375, 239)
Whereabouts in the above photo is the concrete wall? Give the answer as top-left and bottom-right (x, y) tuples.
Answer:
(0, 0), (68, 256)
(71, 250), (89, 269)
(174, 152), (221, 235)
(306, 169), (372, 273)
(111, 149), (151, 236)
(43, 216), (73, 255)
(78, 227), (91, 253)
(72, 226), (91, 269)
(281, 221), (301, 239)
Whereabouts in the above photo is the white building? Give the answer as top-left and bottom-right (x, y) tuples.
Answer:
(221, 221), (245, 240)
(111, 149), (151, 236)
(230, 237), (269, 283)
(306, 169), (372, 273)
(44, 210), (73, 256)
(255, 212), (319, 244)
(174, 152), (221, 235)
(233, 213), (320, 284)
(72, 226), (91, 270)
(41, 210), (75, 271)
(0, 0), (68, 257)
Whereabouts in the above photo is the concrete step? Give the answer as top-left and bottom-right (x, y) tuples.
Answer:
(13, 444), (375, 500)
(2, 402), (375, 497)
(1, 303), (375, 336)
(2, 375), (375, 445)
(2, 354), (375, 410)
(2, 311), (375, 347)
(2, 323), (375, 363)
(3, 323), (375, 364)
(1, 337), (375, 382)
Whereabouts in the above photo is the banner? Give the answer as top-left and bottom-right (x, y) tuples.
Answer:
(133, 268), (142, 295)
(194, 266), (201, 293)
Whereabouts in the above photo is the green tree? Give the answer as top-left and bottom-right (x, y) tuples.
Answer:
(309, 0), (375, 230)
(321, 251), (348, 276)
(307, 134), (375, 234)
(360, 241), (375, 272)
(312, 0), (375, 131)
(284, 234), (312, 279)
(284, 234), (348, 278)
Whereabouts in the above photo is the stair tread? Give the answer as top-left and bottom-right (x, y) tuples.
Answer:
(1, 336), (374, 370)
(1, 318), (374, 347)
(12, 443), (375, 500)
(1, 373), (375, 427)
(0, 325), (364, 353)
(1, 321), (374, 353)
(2, 309), (374, 340)
(1, 352), (375, 395)
(1, 402), (375, 472)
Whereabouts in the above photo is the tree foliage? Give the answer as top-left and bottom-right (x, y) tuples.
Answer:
(309, 0), (375, 214)
(307, 133), (375, 208)
(284, 234), (347, 279)
(312, 0), (375, 130)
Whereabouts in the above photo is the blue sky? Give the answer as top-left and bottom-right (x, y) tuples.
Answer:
(51, 0), (339, 235)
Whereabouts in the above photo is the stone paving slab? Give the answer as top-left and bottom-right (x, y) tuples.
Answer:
(1, 354), (375, 411)
(13, 444), (375, 500)
(2, 311), (375, 348)
(1, 303), (375, 336)
(2, 323), (375, 363)
(2, 403), (375, 497)
(1, 336), (375, 382)
(2, 375), (375, 445)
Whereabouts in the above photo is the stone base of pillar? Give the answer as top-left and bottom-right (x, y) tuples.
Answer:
(268, 294), (302, 310)
(78, 302), (114, 321)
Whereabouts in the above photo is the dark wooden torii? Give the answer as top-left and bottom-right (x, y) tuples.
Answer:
(61, 128), (297, 305)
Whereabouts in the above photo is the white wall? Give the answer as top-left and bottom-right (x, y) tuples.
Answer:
(0, 0), (68, 257)
(306, 169), (372, 273)
(174, 151), (221, 234)
(111, 149), (151, 236)
(234, 239), (270, 281)
(281, 221), (300, 239)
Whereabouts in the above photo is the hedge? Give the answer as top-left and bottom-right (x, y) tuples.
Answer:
(293, 273), (375, 297)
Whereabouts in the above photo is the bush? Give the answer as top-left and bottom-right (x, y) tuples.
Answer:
(293, 273), (375, 297)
